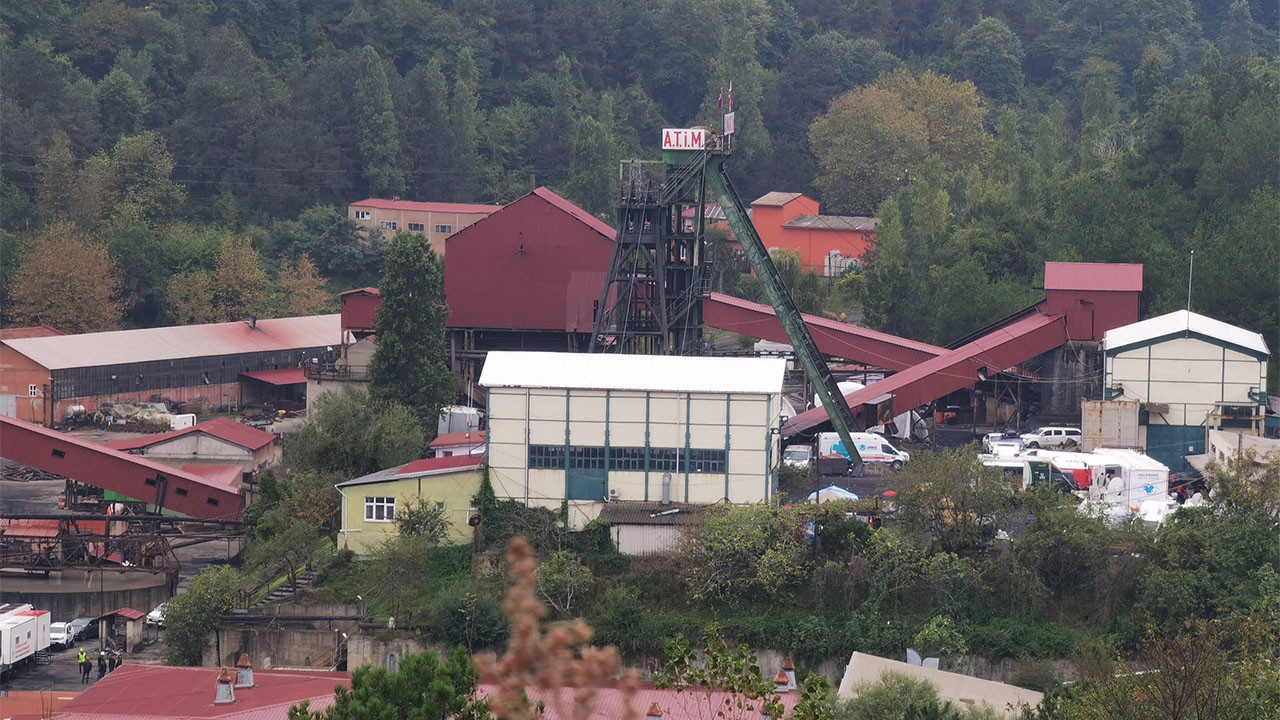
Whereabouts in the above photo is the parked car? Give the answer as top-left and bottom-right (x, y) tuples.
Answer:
(782, 444), (813, 469)
(67, 617), (97, 642)
(49, 622), (73, 650)
(147, 603), (167, 627)
(982, 431), (1022, 453)
(1019, 427), (1082, 450)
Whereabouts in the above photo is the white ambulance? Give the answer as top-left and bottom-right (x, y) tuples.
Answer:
(816, 431), (911, 471)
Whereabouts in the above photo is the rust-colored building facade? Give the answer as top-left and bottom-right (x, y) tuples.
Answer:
(348, 198), (499, 253)
(749, 192), (878, 275)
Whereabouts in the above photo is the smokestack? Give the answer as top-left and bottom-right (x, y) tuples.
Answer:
(782, 657), (796, 690)
(215, 668), (236, 704)
(646, 703), (663, 720)
(661, 472), (672, 506)
(234, 653), (254, 688)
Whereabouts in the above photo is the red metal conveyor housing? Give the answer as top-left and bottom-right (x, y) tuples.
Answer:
(781, 312), (1068, 438)
(0, 416), (244, 521)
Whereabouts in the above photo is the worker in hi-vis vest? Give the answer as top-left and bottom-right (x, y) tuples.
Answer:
(78, 648), (89, 683)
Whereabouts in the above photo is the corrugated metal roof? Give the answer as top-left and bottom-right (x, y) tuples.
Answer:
(335, 455), (483, 488)
(48, 664), (349, 719)
(240, 368), (306, 385)
(0, 690), (78, 718)
(1044, 262), (1143, 292)
(100, 607), (145, 620)
(705, 293), (944, 371)
(1103, 309), (1269, 356)
(349, 198), (500, 214)
(102, 418), (277, 452)
(531, 187), (616, 239)
(781, 214), (879, 232)
(752, 191), (805, 207)
(0, 519), (61, 538)
(3, 315), (340, 371)
(429, 431), (486, 449)
(0, 325), (66, 340)
(180, 465), (244, 489)
(598, 502), (704, 525)
(479, 351), (786, 395)
(337, 287), (380, 297)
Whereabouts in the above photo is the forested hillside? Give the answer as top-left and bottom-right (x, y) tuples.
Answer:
(1, 0), (1276, 378)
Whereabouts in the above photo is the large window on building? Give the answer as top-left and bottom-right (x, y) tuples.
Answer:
(434, 224), (453, 234)
(407, 222), (425, 232)
(355, 210), (371, 220)
(608, 447), (646, 471)
(687, 449), (727, 474)
(364, 497), (395, 522)
(528, 445), (565, 469)
(568, 445), (606, 469)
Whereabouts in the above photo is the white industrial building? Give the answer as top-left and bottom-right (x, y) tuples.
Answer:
(480, 351), (786, 530)
(1103, 310), (1269, 469)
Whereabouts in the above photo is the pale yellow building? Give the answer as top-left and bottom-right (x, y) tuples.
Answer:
(335, 455), (482, 555)
(1104, 310), (1269, 469)
(348, 198), (499, 253)
(480, 351), (786, 530)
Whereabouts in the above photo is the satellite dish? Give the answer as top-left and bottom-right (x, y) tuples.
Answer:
(906, 649), (923, 666)
(468, 513), (482, 527)
(922, 658), (940, 670)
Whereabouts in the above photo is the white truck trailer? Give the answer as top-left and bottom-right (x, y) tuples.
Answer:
(0, 603), (52, 676)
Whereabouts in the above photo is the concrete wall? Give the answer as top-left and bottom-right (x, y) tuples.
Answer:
(487, 387), (780, 530)
(338, 469), (482, 554)
(307, 377), (370, 407)
(206, 628), (343, 669)
(1041, 343), (1103, 418)
(57, 382), (243, 421)
(0, 569), (172, 621)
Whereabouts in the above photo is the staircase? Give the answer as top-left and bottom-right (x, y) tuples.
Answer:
(251, 569), (320, 608)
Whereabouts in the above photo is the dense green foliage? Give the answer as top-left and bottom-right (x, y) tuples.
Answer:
(288, 647), (487, 720)
(2, 1), (1275, 376)
(160, 565), (239, 666)
(285, 385), (425, 478)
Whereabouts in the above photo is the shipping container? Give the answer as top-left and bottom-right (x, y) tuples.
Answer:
(1082, 399), (1140, 451)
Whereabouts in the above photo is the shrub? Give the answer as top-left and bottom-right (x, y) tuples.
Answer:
(1010, 658), (1063, 692)
(427, 583), (508, 651)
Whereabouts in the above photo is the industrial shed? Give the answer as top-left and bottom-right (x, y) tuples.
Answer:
(480, 351), (786, 530)
(100, 417), (281, 472)
(0, 315), (340, 425)
(1104, 310), (1269, 469)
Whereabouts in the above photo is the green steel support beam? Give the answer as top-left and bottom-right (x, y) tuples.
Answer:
(702, 153), (863, 464)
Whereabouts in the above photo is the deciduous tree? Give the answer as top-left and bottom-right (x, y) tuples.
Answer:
(535, 551), (596, 618)
(890, 447), (1012, 554)
(275, 254), (332, 317)
(5, 223), (126, 332)
(212, 235), (271, 321)
(289, 647), (486, 720)
(161, 565), (239, 666)
(286, 386), (425, 478)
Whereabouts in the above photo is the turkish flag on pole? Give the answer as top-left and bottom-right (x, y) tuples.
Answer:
(727, 81), (733, 110)
(717, 90), (723, 110)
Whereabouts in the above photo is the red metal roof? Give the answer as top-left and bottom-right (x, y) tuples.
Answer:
(102, 417), (277, 453)
(477, 682), (802, 720)
(0, 690), (78, 719)
(47, 664), (350, 720)
(0, 519), (61, 538)
(180, 465), (244, 489)
(1, 315), (340, 371)
(350, 198), (500, 215)
(429, 430), (486, 449)
(0, 325), (66, 340)
(783, 312), (1068, 437)
(395, 455), (484, 476)
(100, 607), (145, 621)
(530, 187), (616, 240)
(1044, 262), (1143, 292)
(0, 416), (245, 521)
(705, 293), (944, 371)
(240, 368), (306, 385)
(337, 287), (380, 297)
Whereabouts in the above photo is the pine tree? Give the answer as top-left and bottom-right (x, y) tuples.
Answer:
(368, 231), (455, 436)
(353, 46), (406, 197)
(404, 59), (451, 198)
(450, 48), (482, 202)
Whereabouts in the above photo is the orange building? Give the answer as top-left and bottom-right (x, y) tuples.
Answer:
(748, 192), (878, 276)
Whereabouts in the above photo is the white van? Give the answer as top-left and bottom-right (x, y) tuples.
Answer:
(817, 432), (911, 470)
